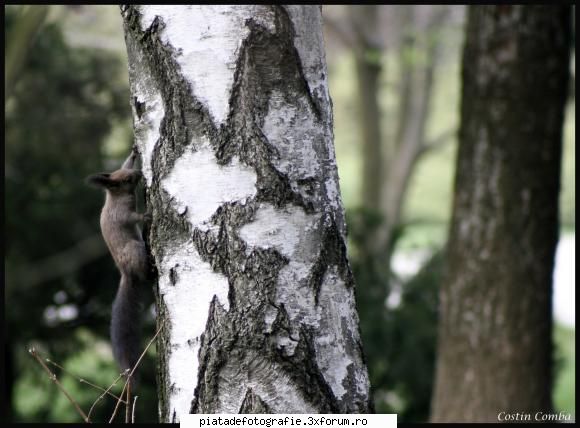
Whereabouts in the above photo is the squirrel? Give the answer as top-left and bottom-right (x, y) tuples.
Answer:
(87, 150), (151, 391)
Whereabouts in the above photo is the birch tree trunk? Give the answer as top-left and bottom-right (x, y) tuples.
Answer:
(121, 5), (372, 422)
(431, 5), (571, 422)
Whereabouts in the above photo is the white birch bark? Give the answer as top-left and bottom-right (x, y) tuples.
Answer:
(121, 5), (372, 421)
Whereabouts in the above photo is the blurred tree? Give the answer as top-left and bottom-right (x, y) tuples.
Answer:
(325, 6), (455, 418)
(378, 6), (453, 261)
(431, 5), (572, 422)
(351, 5), (383, 216)
(5, 7), (158, 422)
(326, 6), (453, 258)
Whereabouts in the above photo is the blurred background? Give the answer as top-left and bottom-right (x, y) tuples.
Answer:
(4, 5), (575, 423)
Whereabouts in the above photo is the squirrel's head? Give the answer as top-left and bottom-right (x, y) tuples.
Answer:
(86, 168), (143, 194)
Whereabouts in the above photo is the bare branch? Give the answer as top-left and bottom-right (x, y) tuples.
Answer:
(125, 382), (131, 423)
(109, 370), (130, 424)
(29, 348), (90, 423)
(46, 358), (126, 403)
(87, 372), (126, 422)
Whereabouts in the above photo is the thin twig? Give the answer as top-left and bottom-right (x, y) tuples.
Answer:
(109, 321), (165, 423)
(29, 348), (90, 423)
(109, 370), (130, 424)
(87, 371), (126, 422)
(125, 382), (131, 423)
(130, 320), (166, 381)
(132, 396), (139, 424)
(46, 358), (126, 403)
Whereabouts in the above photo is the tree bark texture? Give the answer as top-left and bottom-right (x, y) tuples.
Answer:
(121, 5), (372, 422)
(431, 5), (571, 422)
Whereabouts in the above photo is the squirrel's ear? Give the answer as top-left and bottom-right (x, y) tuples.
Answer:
(121, 150), (138, 170)
(86, 173), (113, 188)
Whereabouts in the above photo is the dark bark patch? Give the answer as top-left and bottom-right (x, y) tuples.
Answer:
(239, 388), (271, 413)
(275, 5), (323, 120)
(153, 291), (172, 422)
(168, 266), (178, 286)
(190, 296), (237, 413)
(273, 327), (340, 413)
(134, 97), (146, 119)
(308, 214), (355, 305)
(122, 6), (219, 182)
(215, 13), (323, 214)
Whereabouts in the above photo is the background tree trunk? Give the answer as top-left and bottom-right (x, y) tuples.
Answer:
(121, 5), (372, 422)
(350, 5), (383, 216)
(431, 5), (571, 422)
(380, 6), (449, 257)
(331, 6), (451, 258)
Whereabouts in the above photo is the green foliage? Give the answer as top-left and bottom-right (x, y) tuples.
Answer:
(14, 330), (159, 423)
(363, 48), (383, 67)
(346, 207), (443, 421)
(346, 208), (391, 391)
(5, 9), (158, 422)
(380, 251), (442, 421)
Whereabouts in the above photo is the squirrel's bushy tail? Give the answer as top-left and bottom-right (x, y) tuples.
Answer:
(111, 274), (142, 390)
